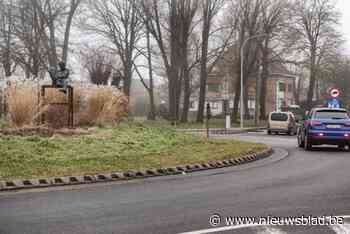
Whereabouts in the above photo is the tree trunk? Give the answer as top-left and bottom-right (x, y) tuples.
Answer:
(146, 25), (156, 120)
(123, 63), (132, 97)
(260, 75), (267, 119)
(244, 82), (250, 119)
(306, 49), (317, 110)
(3, 49), (12, 77)
(176, 75), (182, 121)
(47, 2), (58, 68)
(148, 88), (156, 120)
(167, 0), (181, 123)
(259, 40), (269, 120)
(62, 0), (80, 64)
(232, 64), (241, 123)
(196, 56), (207, 123)
(181, 67), (191, 123)
(255, 67), (261, 126)
(3, 2), (13, 77)
(294, 78), (301, 105)
(196, 2), (210, 123)
(168, 73), (178, 122)
(315, 79), (320, 101)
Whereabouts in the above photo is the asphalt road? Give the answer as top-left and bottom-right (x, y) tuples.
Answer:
(1, 132), (350, 234)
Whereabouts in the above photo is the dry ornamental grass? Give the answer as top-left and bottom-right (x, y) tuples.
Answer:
(3, 81), (128, 128)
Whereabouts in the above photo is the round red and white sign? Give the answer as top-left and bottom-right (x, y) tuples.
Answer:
(330, 88), (340, 98)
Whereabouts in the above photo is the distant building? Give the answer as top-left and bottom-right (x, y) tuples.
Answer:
(189, 57), (297, 118)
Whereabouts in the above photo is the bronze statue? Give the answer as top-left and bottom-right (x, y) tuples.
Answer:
(49, 61), (70, 94)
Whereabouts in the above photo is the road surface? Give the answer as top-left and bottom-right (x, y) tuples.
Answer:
(1, 132), (350, 234)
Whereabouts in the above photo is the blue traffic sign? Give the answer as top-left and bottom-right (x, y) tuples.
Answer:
(328, 98), (340, 108)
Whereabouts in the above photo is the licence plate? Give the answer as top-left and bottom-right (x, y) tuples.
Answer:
(326, 125), (342, 129)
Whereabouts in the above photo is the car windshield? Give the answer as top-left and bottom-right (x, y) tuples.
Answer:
(314, 110), (350, 119)
(271, 113), (288, 121)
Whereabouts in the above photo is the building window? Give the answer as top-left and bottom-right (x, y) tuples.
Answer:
(278, 82), (286, 92)
(279, 98), (286, 109)
(208, 84), (221, 92)
(190, 101), (195, 109)
(229, 100), (234, 108)
(211, 102), (219, 110)
(248, 97), (255, 109)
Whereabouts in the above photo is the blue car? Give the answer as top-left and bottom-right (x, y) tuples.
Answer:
(297, 108), (350, 150)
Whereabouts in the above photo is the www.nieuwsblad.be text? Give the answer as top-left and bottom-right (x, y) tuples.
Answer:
(209, 214), (344, 227)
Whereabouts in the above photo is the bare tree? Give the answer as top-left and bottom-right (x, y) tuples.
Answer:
(178, 0), (198, 123)
(196, 0), (226, 123)
(320, 54), (350, 103)
(228, 0), (264, 122)
(141, 0), (198, 123)
(3, 0), (82, 78)
(145, 23), (156, 120)
(62, 0), (83, 64)
(133, 21), (157, 120)
(30, 0), (66, 68)
(88, 0), (143, 97)
(292, 0), (340, 109)
(82, 47), (114, 85)
(10, 0), (48, 77)
(0, 0), (15, 77)
(258, 0), (289, 121)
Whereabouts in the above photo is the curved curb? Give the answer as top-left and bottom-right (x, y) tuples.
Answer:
(0, 147), (273, 192)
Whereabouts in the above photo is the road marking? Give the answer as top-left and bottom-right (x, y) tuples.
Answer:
(179, 215), (350, 234)
(329, 222), (350, 234)
(256, 227), (287, 234)
(179, 224), (265, 234)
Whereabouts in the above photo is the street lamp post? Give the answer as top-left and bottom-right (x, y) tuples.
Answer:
(223, 75), (230, 130)
(240, 34), (268, 129)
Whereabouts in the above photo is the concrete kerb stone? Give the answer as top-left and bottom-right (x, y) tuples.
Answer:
(144, 169), (158, 177)
(38, 178), (50, 186)
(0, 147), (273, 192)
(83, 175), (97, 183)
(68, 176), (81, 184)
(0, 181), (19, 191)
(10, 180), (25, 189)
(50, 177), (67, 186)
(194, 164), (205, 170)
(96, 174), (113, 182)
(245, 156), (252, 162)
(201, 163), (211, 169)
(110, 172), (125, 180)
(184, 164), (202, 173)
(166, 167), (181, 174)
(176, 166), (186, 172)
(123, 171), (137, 178)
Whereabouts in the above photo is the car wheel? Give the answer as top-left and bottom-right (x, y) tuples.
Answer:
(287, 130), (292, 136)
(267, 130), (271, 135)
(304, 135), (312, 151)
(338, 144), (345, 150)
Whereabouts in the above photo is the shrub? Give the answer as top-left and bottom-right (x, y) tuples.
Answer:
(4, 82), (38, 127)
(78, 86), (129, 126)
